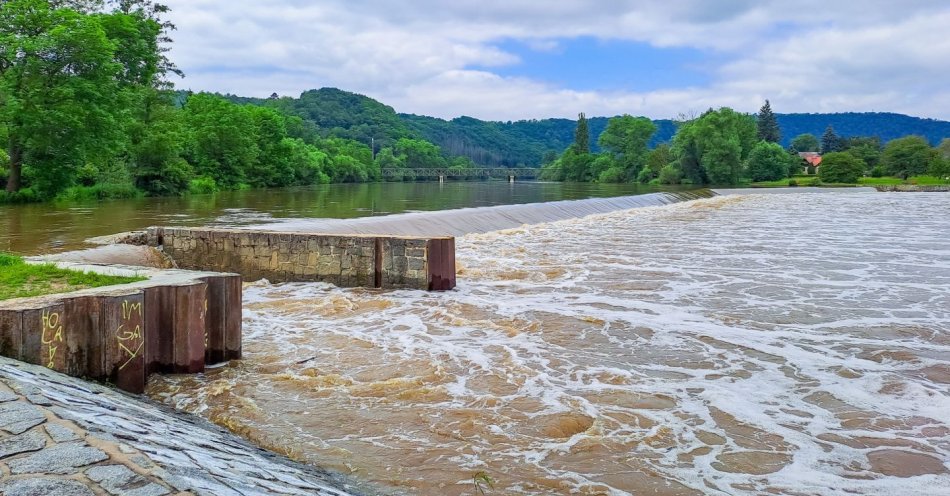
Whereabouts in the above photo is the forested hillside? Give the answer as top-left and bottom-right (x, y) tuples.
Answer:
(236, 89), (950, 168)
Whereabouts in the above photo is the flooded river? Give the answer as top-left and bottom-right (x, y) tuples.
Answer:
(147, 192), (949, 495)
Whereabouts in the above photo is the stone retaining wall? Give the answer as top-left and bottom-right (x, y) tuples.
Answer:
(148, 227), (456, 291)
(874, 185), (950, 192)
(0, 266), (242, 394)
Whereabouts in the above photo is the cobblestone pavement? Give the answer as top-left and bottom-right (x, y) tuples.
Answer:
(0, 358), (368, 496)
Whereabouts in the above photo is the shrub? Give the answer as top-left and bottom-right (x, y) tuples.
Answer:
(658, 164), (683, 185)
(870, 165), (885, 178)
(55, 183), (143, 202)
(819, 152), (866, 183)
(188, 176), (219, 194)
(745, 141), (794, 182)
(787, 179), (798, 187)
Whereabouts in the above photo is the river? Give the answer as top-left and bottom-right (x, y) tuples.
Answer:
(0, 181), (679, 255)
(138, 191), (949, 495)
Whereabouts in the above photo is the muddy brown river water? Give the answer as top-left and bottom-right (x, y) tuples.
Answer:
(147, 192), (950, 495)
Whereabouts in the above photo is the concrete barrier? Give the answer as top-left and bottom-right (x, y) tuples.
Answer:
(147, 227), (457, 291)
(0, 265), (242, 394)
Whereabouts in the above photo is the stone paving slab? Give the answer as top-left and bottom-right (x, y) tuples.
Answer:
(0, 357), (370, 496)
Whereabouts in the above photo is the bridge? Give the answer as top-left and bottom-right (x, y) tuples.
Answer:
(380, 168), (540, 179)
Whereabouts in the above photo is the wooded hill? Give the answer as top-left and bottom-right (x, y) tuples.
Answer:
(229, 88), (950, 168)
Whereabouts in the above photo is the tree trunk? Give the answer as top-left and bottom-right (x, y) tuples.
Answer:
(5, 141), (22, 193)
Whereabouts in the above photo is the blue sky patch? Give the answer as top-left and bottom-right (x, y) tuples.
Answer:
(475, 37), (722, 92)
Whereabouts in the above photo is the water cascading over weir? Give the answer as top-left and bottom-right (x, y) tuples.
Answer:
(0, 190), (714, 394)
(143, 190), (713, 292)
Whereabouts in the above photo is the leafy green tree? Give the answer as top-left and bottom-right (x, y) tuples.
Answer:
(672, 108), (757, 185)
(181, 93), (258, 188)
(746, 141), (794, 181)
(938, 138), (950, 159)
(560, 147), (594, 182)
(597, 115), (656, 181)
(789, 133), (820, 153)
(0, 0), (163, 196)
(842, 136), (882, 170)
(756, 100), (781, 143)
(658, 164), (683, 185)
(881, 135), (937, 178)
(573, 113), (590, 153)
(819, 152), (865, 183)
(821, 125), (843, 154)
(638, 144), (673, 183)
(394, 138), (445, 169)
(128, 91), (192, 195)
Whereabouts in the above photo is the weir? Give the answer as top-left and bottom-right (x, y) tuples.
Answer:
(147, 227), (457, 291)
(246, 190), (715, 238)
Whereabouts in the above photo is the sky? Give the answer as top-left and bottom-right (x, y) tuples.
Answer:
(160, 0), (950, 122)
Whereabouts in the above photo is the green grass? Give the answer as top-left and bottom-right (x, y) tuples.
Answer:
(751, 175), (950, 188)
(0, 253), (146, 301)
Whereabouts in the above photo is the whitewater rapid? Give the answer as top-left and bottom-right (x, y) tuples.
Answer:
(150, 192), (950, 495)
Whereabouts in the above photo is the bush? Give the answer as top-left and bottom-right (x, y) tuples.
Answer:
(0, 187), (40, 204)
(870, 165), (885, 178)
(188, 176), (219, 194)
(745, 141), (794, 182)
(55, 183), (143, 202)
(658, 164), (683, 185)
(819, 152), (866, 183)
(787, 179), (798, 187)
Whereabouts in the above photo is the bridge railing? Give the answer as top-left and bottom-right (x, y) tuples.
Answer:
(380, 168), (539, 178)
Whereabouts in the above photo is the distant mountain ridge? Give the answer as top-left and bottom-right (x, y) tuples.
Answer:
(222, 88), (950, 167)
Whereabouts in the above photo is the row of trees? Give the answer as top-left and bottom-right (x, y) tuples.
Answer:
(541, 101), (950, 186)
(0, 0), (462, 203)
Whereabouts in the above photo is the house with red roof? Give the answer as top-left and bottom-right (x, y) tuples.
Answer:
(798, 152), (822, 174)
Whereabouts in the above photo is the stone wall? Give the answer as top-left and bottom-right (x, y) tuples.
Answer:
(0, 266), (242, 394)
(874, 185), (950, 192)
(148, 227), (457, 291)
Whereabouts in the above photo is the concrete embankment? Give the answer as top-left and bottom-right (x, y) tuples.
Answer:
(0, 356), (363, 496)
(0, 264), (241, 394)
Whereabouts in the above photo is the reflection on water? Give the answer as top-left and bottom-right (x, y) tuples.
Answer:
(149, 193), (949, 495)
(0, 181), (687, 255)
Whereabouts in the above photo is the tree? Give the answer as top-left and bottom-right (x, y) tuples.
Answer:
(756, 100), (780, 143)
(638, 144), (673, 183)
(573, 113), (590, 153)
(672, 108), (757, 185)
(881, 136), (937, 178)
(842, 136), (882, 169)
(819, 152), (865, 183)
(789, 133), (820, 153)
(938, 138), (950, 160)
(746, 141), (794, 181)
(821, 125), (843, 154)
(597, 115), (656, 181)
(394, 138), (445, 169)
(181, 94), (259, 188)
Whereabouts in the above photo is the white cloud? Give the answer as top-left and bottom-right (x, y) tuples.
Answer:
(161, 0), (950, 120)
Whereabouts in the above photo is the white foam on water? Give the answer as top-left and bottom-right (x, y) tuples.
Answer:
(149, 192), (950, 496)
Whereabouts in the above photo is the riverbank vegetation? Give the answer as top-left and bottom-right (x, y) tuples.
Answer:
(0, 0), (468, 204)
(540, 102), (950, 187)
(1, 1), (948, 203)
(0, 253), (145, 301)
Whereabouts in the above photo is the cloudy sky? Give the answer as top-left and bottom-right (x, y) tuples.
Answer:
(161, 0), (950, 121)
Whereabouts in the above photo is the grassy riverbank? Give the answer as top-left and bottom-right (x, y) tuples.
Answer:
(0, 253), (145, 301)
(750, 175), (950, 188)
